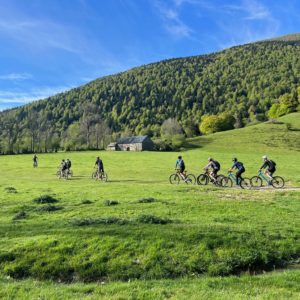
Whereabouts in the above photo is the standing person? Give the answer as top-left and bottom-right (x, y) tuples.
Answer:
(175, 155), (186, 180)
(33, 154), (38, 168)
(259, 155), (276, 182)
(204, 157), (220, 182)
(95, 157), (104, 180)
(229, 158), (245, 186)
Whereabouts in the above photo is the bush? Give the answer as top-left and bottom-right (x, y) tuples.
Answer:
(153, 139), (172, 151)
(171, 134), (186, 149)
(33, 195), (58, 204)
(199, 112), (235, 135)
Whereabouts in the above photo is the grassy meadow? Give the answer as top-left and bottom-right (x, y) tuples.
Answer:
(0, 113), (299, 299)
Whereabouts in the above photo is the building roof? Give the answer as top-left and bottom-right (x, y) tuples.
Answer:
(117, 135), (150, 144)
(107, 142), (117, 147)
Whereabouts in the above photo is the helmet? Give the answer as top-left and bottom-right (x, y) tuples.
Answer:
(262, 155), (268, 160)
(208, 157), (213, 161)
(178, 156), (182, 159)
(232, 157), (237, 162)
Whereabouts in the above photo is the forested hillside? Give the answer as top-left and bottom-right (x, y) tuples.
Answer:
(1, 36), (300, 153)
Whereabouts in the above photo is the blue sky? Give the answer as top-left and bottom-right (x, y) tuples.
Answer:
(0, 0), (299, 110)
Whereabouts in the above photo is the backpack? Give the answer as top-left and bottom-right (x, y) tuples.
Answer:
(270, 160), (276, 168)
(214, 161), (220, 169)
(179, 160), (185, 169)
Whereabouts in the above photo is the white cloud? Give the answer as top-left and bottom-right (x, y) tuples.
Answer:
(0, 73), (32, 81)
(155, 0), (194, 38)
(0, 86), (73, 106)
(224, 0), (273, 21)
(219, 0), (280, 48)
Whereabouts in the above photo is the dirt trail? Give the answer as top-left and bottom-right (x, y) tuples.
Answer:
(249, 186), (300, 192)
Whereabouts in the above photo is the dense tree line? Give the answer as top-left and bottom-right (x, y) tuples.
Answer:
(1, 38), (300, 154)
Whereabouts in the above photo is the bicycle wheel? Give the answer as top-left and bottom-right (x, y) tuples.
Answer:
(186, 174), (196, 185)
(271, 176), (285, 189)
(64, 171), (68, 180)
(56, 170), (61, 178)
(197, 174), (208, 185)
(250, 176), (262, 188)
(221, 177), (233, 188)
(69, 170), (73, 177)
(240, 178), (251, 189)
(169, 174), (180, 184)
(101, 172), (108, 182)
(92, 172), (97, 179)
(216, 175), (225, 186)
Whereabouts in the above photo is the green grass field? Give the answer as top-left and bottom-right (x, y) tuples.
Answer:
(0, 113), (299, 299)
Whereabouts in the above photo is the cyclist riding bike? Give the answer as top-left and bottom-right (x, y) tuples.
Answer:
(259, 155), (276, 182)
(95, 157), (104, 180)
(229, 158), (245, 186)
(175, 156), (186, 180)
(60, 159), (68, 176)
(66, 159), (72, 171)
(204, 157), (220, 182)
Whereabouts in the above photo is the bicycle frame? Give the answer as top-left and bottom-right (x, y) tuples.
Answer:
(228, 172), (241, 185)
(257, 171), (271, 184)
(176, 169), (187, 180)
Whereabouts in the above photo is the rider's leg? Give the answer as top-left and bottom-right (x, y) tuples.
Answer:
(236, 170), (243, 185)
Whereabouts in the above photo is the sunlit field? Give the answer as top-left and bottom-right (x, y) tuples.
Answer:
(0, 113), (299, 299)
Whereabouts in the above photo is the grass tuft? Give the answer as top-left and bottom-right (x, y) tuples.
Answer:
(12, 211), (27, 221)
(33, 195), (58, 204)
(81, 200), (93, 205)
(34, 205), (63, 213)
(5, 187), (17, 193)
(70, 217), (129, 226)
(137, 197), (156, 203)
(104, 200), (119, 206)
(136, 214), (173, 224)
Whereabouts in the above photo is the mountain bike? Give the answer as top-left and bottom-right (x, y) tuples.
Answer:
(250, 171), (285, 189)
(197, 169), (225, 186)
(92, 168), (108, 182)
(57, 169), (68, 180)
(169, 169), (196, 185)
(221, 171), (251, 189)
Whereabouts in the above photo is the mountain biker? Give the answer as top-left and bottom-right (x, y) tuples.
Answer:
(204, 157), (220, 182)
(175, 156), (186, 179)
(33, 154), (38, 168)
(95, 157), (104, 179)
(66, 159), (72, 172)
(229, 158), (245, 186)
(60, 159), (68, 175)
(260, 155), (276, 180)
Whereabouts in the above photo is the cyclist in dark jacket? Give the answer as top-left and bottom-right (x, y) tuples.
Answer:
(260, 155), (276, 178)
(229, 158), (245, 185)
(204, 157), (220, 179)
(66, 159), (72, 170)
(95, 157), (104, 172)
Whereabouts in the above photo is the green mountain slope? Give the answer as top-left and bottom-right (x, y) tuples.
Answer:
(1, 36), (300, 153)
